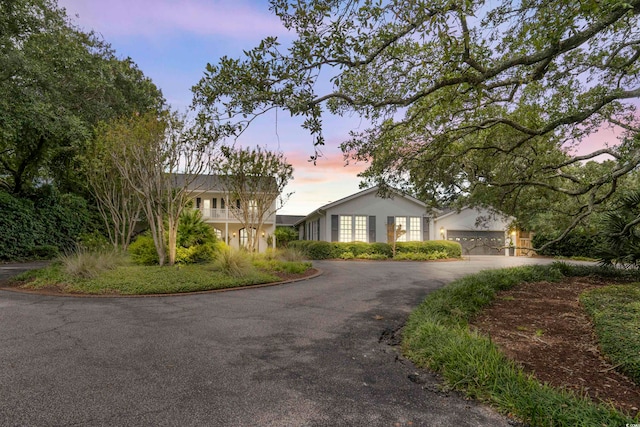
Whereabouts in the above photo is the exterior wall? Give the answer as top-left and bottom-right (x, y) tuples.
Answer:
(433, 207), (511, 240)
(190, 190), (277, 252)
(323, 191), (426, 243)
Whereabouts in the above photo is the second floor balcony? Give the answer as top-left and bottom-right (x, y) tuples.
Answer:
(195, 207), (276, 224)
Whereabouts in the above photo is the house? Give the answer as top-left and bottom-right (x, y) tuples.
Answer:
(294, 186), (525, 256)
(294, 186), (430, 244)
(181, 175), (277, 252)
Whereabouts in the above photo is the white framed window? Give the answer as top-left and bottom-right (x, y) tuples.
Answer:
(392, 216), (421, 242)
(395, 217), (407, 242)
(354, 215), (367, 242)
(409, 217), (421, 241)
(339, 216), (352, 242)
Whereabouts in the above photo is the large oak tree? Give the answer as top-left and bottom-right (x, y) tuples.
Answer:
(0, 0), (163, 195)
(193, 0), (640, 250)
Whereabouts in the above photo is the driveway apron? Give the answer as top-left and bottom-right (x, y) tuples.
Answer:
(0, 257), (558, 426)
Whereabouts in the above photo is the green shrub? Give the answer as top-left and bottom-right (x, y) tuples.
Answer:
(0, 191), (37, 259)
(77, 231), (111, 252)
(394, 250), (448, 260)
(178, 209), (216, 247)
(128, 234), (159, 265)
(30, 245), (59, 259)
(356, 253), (388, 260)
(274, 226), (299, 248)
(370, 242), (393, 257)
(0, 188), (95, 260)
(213, 248), (255, 277)
(533, 230), (604, 259)
(340, 251), (355, 259)
(289, 240), (336, 259)
(176, 242), (218, 264)
(396, 241), (461, 258)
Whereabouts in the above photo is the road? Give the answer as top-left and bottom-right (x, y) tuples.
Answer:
(0, 257), (557, 426)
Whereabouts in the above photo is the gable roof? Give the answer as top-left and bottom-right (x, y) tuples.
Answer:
(294, 186), (433, 226)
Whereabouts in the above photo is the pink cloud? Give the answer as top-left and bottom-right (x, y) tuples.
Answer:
(59, 0), (287, 40)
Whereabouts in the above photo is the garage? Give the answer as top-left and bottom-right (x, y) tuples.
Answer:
(447, 230), (505, 256)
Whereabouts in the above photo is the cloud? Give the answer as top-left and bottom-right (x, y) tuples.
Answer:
(59, 0), (287, 40)
(285, 150), (368, 185)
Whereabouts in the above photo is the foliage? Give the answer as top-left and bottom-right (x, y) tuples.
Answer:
(599, 190), (640, 267)
(60, 249), (127, 279)
(403, 263), (636, 425)
(274, 226), (299, 248)
(532, 230), (605, 259)
(213, 248), (256, 278)
(193, 0), (640, 253)
(276, 247), (307, 262)
(355, 253), (388, 260)
(175, 243), (219, 265)
(14, 263), (278, 295)
(339, 251), (355, 260)
(581, 284), (640, 384)
(394, 251), (448, 261)
(127, 234), (159, 266)
(177, 209), (217, 247)
(396, 241), (462, 258)
(288, 240), (335, 259)
(288, 239), (461, 259)
(76, 231), (111, 252)
(215, 146), (293, 252)
(251, 257), (312, 274)
(0, 0), (163, 195)
(0, 188), (92, 260)
(103, 111), (216, 266)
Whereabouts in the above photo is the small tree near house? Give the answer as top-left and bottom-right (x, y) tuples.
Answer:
(387, 222), (406, 258)
(106, 111), (216, 266)
(215, 146), (293, 252)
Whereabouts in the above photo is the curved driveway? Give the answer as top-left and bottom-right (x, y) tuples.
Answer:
(1, 257), (556, 426)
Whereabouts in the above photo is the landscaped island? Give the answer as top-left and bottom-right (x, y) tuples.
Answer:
(7, 248), (313, 296)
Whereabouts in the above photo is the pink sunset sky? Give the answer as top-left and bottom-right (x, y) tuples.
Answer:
(58, 0), (368, 216)
(57, 0), (628, 215)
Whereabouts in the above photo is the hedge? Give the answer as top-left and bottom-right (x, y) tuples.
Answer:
(0, 188), (93, 260)
(288, 240), (462, 260)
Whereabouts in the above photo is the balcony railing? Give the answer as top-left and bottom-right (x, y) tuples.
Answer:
(194, 208), (275, 223)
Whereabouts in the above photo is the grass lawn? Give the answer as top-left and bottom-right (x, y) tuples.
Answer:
(12, 256), (313, 295)
(581, 283), (640, 385)
(402, 263), (640, 426)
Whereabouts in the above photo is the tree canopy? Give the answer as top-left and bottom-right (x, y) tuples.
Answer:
(193, 0), (640, 249)
(0, 0), (164, 195)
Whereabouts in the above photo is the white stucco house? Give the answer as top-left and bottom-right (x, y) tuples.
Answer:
(181, 175), (276, 252)
(294, 186), (525, 256)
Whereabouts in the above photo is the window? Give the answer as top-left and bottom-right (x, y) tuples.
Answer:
(354, 215), (367, 242)
(212, 198), (217, 209)
(221, 198), (225, 209)
(339, 215), (368, 242)
(395, 217), (407, 242)
(392, 216), (421, 242)
(239, 228), (256, 248)
(196, 197), (201, 209)
(339, 216), (352, 242)
(409, 217), (421, 241)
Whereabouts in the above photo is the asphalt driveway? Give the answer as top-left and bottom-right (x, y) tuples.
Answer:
(0, 257), (557, 426)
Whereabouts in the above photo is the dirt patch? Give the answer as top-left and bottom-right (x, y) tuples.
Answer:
(471, 276), (640, 417)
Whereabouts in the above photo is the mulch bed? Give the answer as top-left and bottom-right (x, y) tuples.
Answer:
(470, 276), (640, 417)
